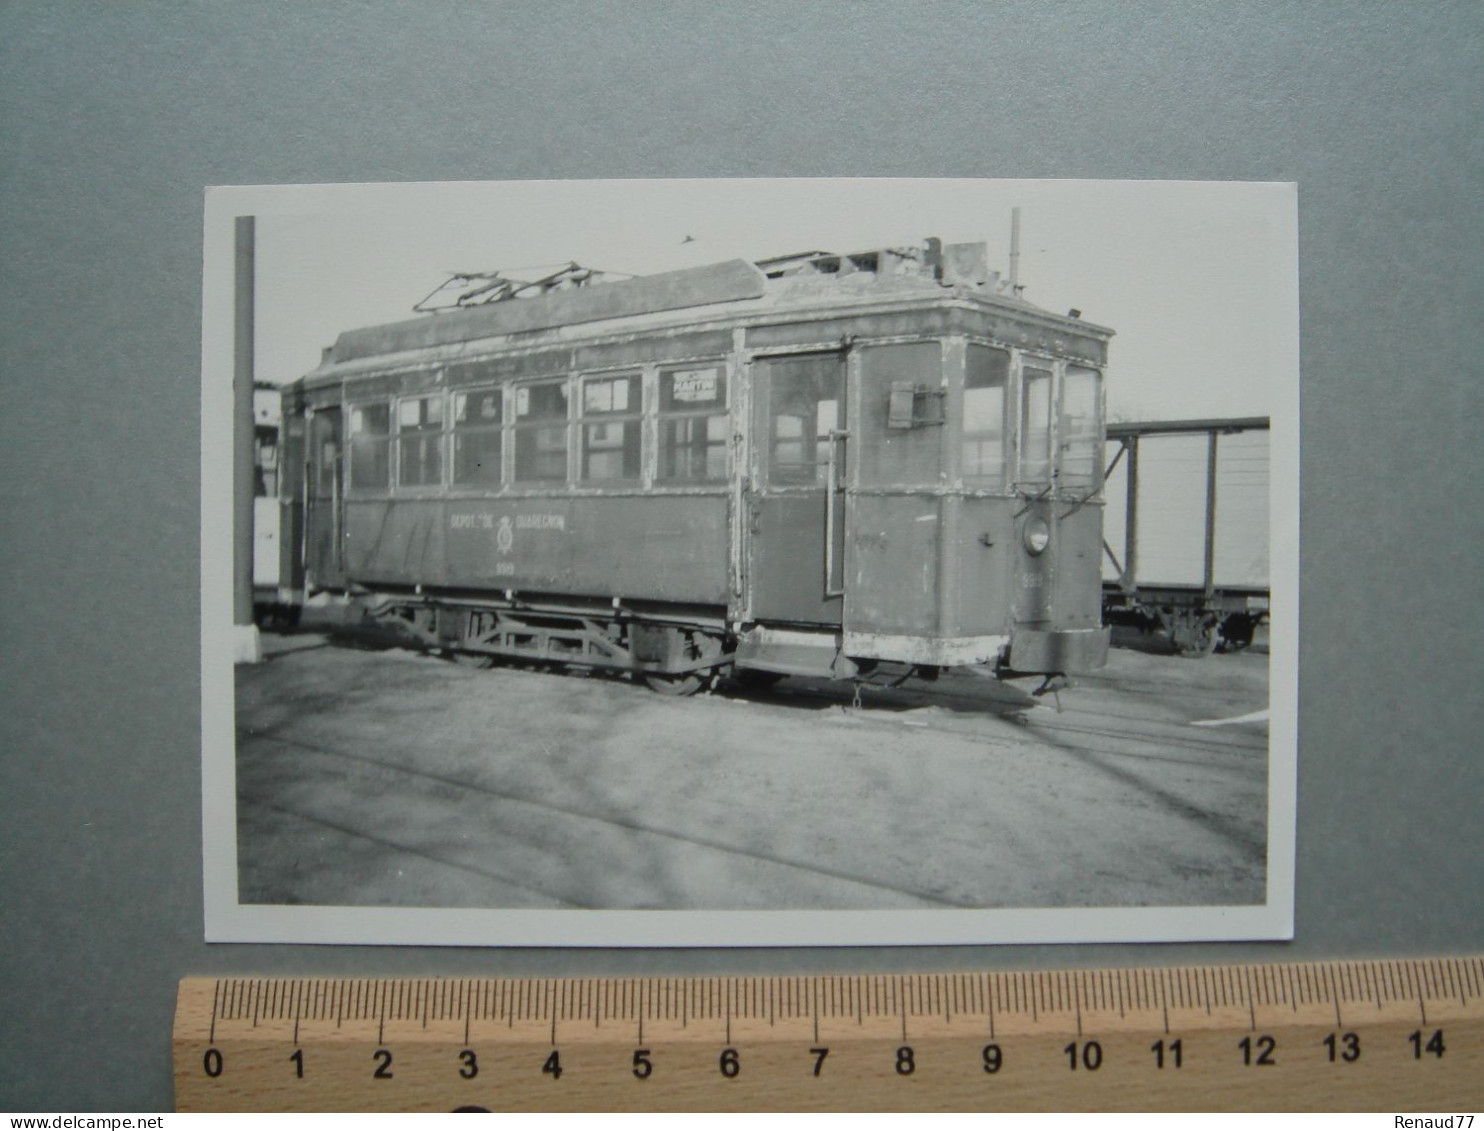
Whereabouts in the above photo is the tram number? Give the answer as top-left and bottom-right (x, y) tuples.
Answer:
(1323, 1032), (1360, 1063)
(1239, 1035), (1276, 1067)
(1151, 1038), (1183, 1069)
(1064, 1041), (1103, 1071)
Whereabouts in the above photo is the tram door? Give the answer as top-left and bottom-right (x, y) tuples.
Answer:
(746, 353), (847, 625)
(842, 342), (945, 642)
(304, 407), (346, 590)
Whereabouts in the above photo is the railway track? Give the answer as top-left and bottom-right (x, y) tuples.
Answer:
(721, 667), (1266, 765)
(236, 638), (1269, 911)
(239, 727), (977, 911)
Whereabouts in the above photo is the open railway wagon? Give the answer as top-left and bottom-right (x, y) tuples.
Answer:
(1101, 417), (1270, 656)
(268, 238), (1114, 695)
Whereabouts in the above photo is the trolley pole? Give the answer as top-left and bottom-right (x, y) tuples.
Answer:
(233, 215), (262, 663)
(1009, 207), (1022, 296)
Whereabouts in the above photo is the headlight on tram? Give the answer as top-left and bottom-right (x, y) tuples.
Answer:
(1023, 516), (1051, 556)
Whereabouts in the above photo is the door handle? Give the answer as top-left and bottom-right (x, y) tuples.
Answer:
(824, 429), (849, 599)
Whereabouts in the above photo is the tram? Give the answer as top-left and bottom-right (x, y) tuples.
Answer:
(264, 238), (1114, 693)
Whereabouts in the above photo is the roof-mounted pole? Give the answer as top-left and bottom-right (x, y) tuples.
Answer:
(1009, 207), (1023, 297)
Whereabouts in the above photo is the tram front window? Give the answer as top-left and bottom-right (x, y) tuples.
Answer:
(963, 344), (1009, 488)
(1019, 363), (1053, 488)
(1059, 366), (1102, 493)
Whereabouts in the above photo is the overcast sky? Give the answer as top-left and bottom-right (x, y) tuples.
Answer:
(226, 179), (1297, 422)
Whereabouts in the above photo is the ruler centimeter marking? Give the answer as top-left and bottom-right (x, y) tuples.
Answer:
(175, 959), (1484, 1112)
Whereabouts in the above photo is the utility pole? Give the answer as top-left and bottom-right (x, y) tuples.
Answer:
(233, 215), (262, 663)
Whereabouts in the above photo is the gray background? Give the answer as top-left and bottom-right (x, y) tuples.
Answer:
(1, 1), (1479, 1111)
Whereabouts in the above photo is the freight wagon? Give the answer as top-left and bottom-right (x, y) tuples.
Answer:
(264, 238), (1115, 694)
(1101, 417), (1270, 655)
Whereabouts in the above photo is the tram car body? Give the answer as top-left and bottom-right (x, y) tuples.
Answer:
(270, 239), (1113, 691)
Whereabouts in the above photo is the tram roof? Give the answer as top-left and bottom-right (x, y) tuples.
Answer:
(308, 244), (1113, 381)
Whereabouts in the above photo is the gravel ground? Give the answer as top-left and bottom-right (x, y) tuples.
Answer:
(235, 626), (1269, 911)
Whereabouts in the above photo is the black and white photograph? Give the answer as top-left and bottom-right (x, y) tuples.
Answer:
(201, 178), (1299, 946)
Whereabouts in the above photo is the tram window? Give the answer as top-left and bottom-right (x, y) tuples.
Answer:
(396, 394), (443, 487)
(658, 366), (727, 483)
(858, 342), (941, 487)
(349, 402), (390, 489)
(315, 440), (338, 494)
(1060, 366), (1102, 492)
(452, 388), (503, 486)
(1019, 363), (1053, 487)
(770, 356), (843, 486)
(514, 380), (570, 482)
(580, 374), (642, 482)
(963, 344), (1009, 488)
(311, 412), (340, 495)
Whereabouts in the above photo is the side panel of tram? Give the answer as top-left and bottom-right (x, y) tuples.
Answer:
(277, 295), (1111, 678)
(292, 340), (735, 611)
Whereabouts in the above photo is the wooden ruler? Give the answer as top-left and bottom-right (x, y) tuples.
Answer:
(174, 958), (1483, 1111)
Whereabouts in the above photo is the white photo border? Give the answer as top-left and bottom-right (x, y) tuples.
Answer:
(201, 179), (1298, 947)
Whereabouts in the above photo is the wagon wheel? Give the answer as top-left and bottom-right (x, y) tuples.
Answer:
(1179, 630), (1218, 658)
(1164, 609), (1219, 658)
(1216, 613), (1256, 653)
(1176, 620), (1219, 658)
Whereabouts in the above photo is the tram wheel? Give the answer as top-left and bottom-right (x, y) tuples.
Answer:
(642, 671), (705, 696)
